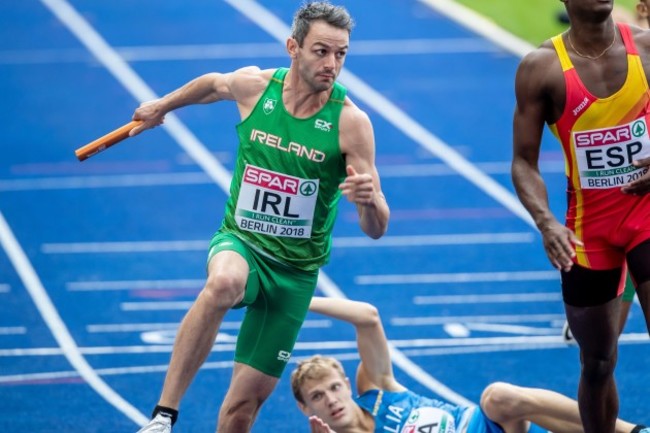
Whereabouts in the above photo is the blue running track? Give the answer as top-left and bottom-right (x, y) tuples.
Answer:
(1, 1), (648, 431)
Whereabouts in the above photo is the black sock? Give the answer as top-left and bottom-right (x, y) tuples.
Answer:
(152, 405), (179, 426)
(631, 425), (647, 433)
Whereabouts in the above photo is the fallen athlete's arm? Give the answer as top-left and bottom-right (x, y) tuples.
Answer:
(129, 66), (268, 136)
(338, 101), (390, 239)
(308, 297), (404, 394)
(512, 49), (580, 272)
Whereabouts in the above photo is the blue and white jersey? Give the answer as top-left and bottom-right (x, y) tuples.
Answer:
(355, 389), (472, 433)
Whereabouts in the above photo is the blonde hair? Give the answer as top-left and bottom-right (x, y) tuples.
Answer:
(291, 355), (347, 404)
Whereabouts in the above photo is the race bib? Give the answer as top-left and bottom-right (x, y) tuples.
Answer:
(234, 165), (318, 238)
(401, 407), (455, 433)
(573, 117), (650, 189)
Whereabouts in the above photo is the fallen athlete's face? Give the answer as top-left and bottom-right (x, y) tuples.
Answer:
(298, 370), (358, 430)
(295, 20), (349, 92)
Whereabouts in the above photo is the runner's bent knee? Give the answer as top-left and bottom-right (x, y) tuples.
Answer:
(221, 397), (261, 421)
(202, 271), (246, 309)
(581, 353), (617, 384)
(480, 382), (522, 421)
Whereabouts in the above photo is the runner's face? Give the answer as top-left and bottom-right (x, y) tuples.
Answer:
(294, 20), (349, 92)
(640, 0), (649, 11)
(638, 2), (650, 28)
(564, 0), (614, 20)
(298, 370), (358, 430)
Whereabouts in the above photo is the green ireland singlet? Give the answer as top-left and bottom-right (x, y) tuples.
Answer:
(221, 68), (347, 271)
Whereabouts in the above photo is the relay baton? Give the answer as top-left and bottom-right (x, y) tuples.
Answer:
(75, 120), (143, 161)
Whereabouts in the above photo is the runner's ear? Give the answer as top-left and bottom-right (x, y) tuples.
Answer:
(287, 37), (299, 59)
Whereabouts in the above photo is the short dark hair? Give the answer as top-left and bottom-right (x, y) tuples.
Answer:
(291, 2), (355, 46)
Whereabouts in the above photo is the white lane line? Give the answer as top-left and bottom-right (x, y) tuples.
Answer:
(401, 344), (568, 357)
(2, 333), (647, 360)
(1, 333), (646, 385)
(0, 38), (497, 65)
(0, 370), (83, 382)
(121, 302), (192, 311)
(357, 270), (559, 285)
(0, 211), (147, 425)
(88, 315), (566, 334)
(44, 232), (535, 256)
(413, 292), (562, 305)
(86, 319), (332, 333)
(122, 294), (575, 312)
(118, 38), (497, 60)
(379, 161), (564, 177)
(67, 279), (205, 291)
(334, 232), (535, 247)
(0, 327), (27, 335)
(226, 0), (535, 233)
(391, 313), (566, 326)
(88, 323), (191, 332)
(462, 323), (560, 335)
(417, 0), (534, 57)
(0, 172), (212, 191)
(42, 241), (207, 254)
(0, 345), (176, 356)
(0, 161), (565, 193)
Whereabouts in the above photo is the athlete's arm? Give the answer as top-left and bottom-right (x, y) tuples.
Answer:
(623, 28), (650, 195)
(308, 297), (405, 394)
(339, 102), (390, 239)
(512, 49), (580, 272)
(129, 66), (269, 136)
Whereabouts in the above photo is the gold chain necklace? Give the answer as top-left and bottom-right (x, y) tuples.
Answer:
(567, 29), (617, 60)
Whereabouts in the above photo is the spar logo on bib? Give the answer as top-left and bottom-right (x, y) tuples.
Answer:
(401, 407), (455, 433)
(234, 165), (319, 238)
(572, 118), (650, 189)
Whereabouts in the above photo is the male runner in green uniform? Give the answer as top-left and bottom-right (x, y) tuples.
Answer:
(128, 3), (390, 433)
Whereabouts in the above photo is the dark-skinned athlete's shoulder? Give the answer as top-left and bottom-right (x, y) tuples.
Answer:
(519, 39), (560, 73)
(517, 39), (562, 90)
(630, 25), (650, 58)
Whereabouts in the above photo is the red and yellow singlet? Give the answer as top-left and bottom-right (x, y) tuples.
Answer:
(549, 23), (650, 269)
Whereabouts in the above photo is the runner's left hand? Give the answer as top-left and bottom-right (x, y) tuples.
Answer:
(621, 157), (650, 195)
(339, 165), (377, 207)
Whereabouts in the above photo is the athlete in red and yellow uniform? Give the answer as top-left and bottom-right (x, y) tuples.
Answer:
(549, 23), (650, 272)
(512, 4), (650, 433)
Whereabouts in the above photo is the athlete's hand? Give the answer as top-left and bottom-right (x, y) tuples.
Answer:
(339, 165), (379, 207)
(130, 99), (166, 136)
(621, 157), (650, 195)
(309, 416), (337, 433)
(540, 222), (583, 272)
